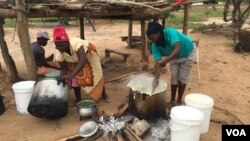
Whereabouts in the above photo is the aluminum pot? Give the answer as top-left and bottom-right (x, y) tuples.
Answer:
(77, 100), (96, 120)
(28, 78), (69, 119)
(32, 78), (69, 100)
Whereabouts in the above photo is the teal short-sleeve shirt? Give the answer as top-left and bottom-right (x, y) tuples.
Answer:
(151, 28), (194, 61)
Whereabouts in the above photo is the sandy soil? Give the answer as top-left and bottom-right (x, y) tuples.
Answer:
(0, 21), (250, 141)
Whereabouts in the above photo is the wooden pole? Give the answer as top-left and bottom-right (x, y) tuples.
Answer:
(128, 20), (133, 48)
(140, 20), (148, 70)
(15, 0), (37, 80)
(79, 17), (85, 39)
(0, 18), (19, 82)
(145, 21), (149, 69)
(162, 17), (165, 28)
(183, 4), (190, 35)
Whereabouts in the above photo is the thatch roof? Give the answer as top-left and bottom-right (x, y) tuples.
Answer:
(0, 0), (208, 20)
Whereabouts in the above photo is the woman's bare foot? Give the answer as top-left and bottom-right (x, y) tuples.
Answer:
(103, 96), (111, 103)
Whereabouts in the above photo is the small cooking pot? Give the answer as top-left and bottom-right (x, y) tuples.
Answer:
(77, 100), (96, 120)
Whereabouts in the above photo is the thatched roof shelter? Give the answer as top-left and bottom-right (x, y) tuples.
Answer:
(0, 0), (207, 81)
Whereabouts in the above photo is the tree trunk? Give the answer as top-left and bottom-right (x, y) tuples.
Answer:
(232, 0), (242, 22)
(223, 0), (232, 22)
(79, 17), (85, 39)
(0, 18), (19, 83)
(224, 0), (243, 24)
(128, 20), (133, 48)
(239, 29), (250, 52)
(15, 0), (37, 80)
(183, 4), (190, 35)
(140, 20), (148, 70)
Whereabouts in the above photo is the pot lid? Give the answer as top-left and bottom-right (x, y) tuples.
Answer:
(45, 70), (60, 78)
(79, 121), (98, 137)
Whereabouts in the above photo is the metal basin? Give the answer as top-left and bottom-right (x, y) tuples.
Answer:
(77, 100), (96, 119)
(79, 121), (98, 137)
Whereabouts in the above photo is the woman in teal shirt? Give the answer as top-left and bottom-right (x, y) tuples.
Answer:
(147, 21), (196, 104)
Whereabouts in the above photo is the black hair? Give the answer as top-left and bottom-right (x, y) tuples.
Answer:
(146, 21), (166, 48)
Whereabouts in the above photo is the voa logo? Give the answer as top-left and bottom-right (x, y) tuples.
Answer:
(226, 129), (247, 136)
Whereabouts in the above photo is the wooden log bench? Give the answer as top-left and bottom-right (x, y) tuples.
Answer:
(104, 48), (130, 62)
(120, 36), (141, 42)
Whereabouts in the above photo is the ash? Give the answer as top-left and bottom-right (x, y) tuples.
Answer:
(98, 116), (126, 136)
(150, 118), (171, 141)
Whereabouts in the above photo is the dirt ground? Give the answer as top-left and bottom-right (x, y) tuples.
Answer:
(0, 20), (250, 141)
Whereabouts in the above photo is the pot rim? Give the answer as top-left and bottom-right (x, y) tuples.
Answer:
(77, 100), (97, 108)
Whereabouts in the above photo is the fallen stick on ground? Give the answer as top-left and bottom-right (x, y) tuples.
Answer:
(57, 134), (81, 141)
(104, 71), (142, 83)
(211, 119), (228, 125)
(79, 130), (103, 141)
(57, 130), (104, 141)
(212, 105), (246, 125)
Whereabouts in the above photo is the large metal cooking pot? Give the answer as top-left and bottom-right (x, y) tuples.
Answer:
(127, 75), (167, 120)
(28, 78), (69, 119)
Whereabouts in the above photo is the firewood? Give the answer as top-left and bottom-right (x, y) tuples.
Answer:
(79, 130), (104, 141)
(91, 107), (108, 121)
(116, 132), (125, 141)
(121, 129), (138, 141)
(57, 134), (82, 141)
(113, 103), (129, 118)
(125, 127), (143, 141)
(107, 132), (116, 141)
(131, 118), (151, 138)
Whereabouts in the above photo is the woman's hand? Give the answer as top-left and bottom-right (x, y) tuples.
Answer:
(61, 74), (74, 84)
(157, 57), (168, 67)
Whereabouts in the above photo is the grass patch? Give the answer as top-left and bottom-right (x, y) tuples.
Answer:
(190, 8), (225, 17)
(164, 6), (226, 29)
(29, 18), (59, 23)
(4, 18), (16, 27)
(4, 18), (59, 27)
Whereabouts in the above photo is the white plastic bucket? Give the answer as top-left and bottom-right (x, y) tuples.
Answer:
(170, 106), (204, 141)
(12, 81), (35, 114)
(185, 93), (214, 133)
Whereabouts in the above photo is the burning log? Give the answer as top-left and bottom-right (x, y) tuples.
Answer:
(113, 103), (129, 118)
(58, 129), (103, 141)
(90, 107), (109, 123)
(97, 107), (108, 116)
(116, 132), (125, 141)
(106, 132), (116, 141)
(122, 128), (140, 141)
(57, 134), (82, 141)
(131, 118), (151, 138)
(78, 130), (104, 141)
(124, 127), (143, 141)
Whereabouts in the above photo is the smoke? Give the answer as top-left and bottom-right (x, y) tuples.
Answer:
(150, 118), (171, 141)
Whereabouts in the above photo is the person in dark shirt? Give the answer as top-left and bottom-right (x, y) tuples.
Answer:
(31, 31), (59, 75)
